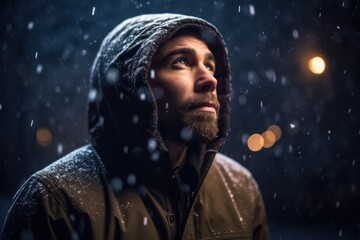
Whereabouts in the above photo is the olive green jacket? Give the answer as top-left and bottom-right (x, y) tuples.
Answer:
(1, 144), (267, 239)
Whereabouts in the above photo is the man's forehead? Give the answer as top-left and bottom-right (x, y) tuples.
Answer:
(156, 33), (214, 57)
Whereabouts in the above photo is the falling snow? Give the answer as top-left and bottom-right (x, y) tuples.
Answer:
(57, 143), (63, 155)
(36, 64), (43, 74)
(249, 4), (255, 16)
(150, 69), (155, 79)
(27, 21), (34, 30)
(139, 93), (146, 101)
(132, 115), (139, 124)
(111, 177), (123, 193)
(292, 29), (299, 39)
(180, 127), (193, 141)
(127, 174), (136, 186)
(1, 1), (359, 239)
(123, 145), (128, 154)
(147, 138), (157, 151)
(106, 68), (119, 84)
(88, 89), (97, 102)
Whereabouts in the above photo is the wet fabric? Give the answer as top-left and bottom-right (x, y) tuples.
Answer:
(1, 13), (268, 239)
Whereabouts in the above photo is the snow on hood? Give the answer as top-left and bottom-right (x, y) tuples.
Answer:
(88, 13), (231, 158)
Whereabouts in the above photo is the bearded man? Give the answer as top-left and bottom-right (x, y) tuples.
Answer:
(1, 14), (268, 239)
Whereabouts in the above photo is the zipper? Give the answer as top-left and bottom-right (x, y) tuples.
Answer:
(166, 148), (218, 239)
(169, 171), (186, 240)
(186, 150), (217, 212)
(163, 157), (184, 240)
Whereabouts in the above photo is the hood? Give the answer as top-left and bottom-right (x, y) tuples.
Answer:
(88, 13), (231, 170)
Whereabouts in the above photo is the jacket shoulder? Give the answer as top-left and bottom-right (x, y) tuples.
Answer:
(32, 144), (106, 211)
(35, 144), (104, 182)
(210, 152), (262, 203)
(213, 152), (253, 180)
(1, 145), (104, 239)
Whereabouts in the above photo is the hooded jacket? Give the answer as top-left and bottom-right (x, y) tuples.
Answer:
(1, 14), (268, 239)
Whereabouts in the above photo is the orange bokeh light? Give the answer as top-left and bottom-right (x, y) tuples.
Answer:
(262, 130), (276, 148)
(247, 125), (282, 152)
(36, 127), (52, 146)
(267, 124), (282, 141)
(308, 56), (325, 74)
(247, 133), (264, 152)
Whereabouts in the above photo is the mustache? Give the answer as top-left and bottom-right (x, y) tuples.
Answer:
(181, 93), (220, 113)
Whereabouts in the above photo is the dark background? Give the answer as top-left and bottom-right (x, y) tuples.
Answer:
(1, 0), (359, 239)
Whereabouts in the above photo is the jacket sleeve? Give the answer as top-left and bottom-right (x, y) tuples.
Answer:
(252, 179), (269, 240)
(0, 176), (74, 240)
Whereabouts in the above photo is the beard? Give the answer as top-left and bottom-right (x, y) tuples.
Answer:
(158, 93), (220, 144)
(181, 110), (219, 144)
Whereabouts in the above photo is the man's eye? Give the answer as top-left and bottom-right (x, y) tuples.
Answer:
(206, 64), (215, 73)
(173, 58), (189, 67)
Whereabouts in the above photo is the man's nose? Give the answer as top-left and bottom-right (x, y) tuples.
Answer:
(194, 65), (217, 93)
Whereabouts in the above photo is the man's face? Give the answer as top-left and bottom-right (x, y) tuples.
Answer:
(149, 33), (220, 144)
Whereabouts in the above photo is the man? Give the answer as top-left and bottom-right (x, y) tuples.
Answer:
(1, 13), (268, 239)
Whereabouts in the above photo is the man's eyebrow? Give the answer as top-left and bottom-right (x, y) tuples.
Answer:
(158, 47), (215, 65)
(159, 48), (195, 64)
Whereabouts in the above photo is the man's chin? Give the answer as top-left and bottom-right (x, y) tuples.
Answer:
(182, 112), (219, 144)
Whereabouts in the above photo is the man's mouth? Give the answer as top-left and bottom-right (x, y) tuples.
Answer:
(190, 102), (218, 113)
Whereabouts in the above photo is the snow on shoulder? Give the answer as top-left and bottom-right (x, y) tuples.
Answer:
(214, 153), (253, 180)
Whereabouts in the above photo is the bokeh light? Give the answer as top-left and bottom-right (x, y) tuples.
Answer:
(247, 124), (282, 152)
(247, 133), (264, 152)
(267, 124), (282, 141)
(308, 56), (326, 74)
(36, 127), (52, 146)
(262, 130), (276, 148)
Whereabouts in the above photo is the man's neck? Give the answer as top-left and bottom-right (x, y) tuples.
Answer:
(164, 140), (188, 169)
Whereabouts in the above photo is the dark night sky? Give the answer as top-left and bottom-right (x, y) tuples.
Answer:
(1, 0), (359, 238)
